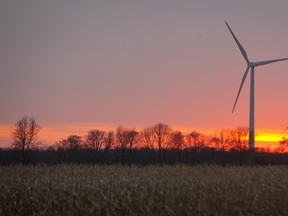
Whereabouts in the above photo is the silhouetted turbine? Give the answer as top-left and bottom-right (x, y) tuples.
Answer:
(226, 22), (288, 150)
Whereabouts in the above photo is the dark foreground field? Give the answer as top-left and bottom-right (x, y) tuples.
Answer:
(1, 165), (288, 216)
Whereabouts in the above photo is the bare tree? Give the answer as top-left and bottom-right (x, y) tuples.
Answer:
(277, 137), (288, 153)
(139, 127), (157, 163)
(86, 130), (105, 151)
(211, 129), (230, 151)
(172, 131), (185, 150)
(58, 135), (82, 150)
(186, 131), (205, 151)
(229, 126), (249, 151)
(152, 123), (172, 164)
(85, 129), (105, 162)
(103, 131), (115, 151)
(57, 135), (82, 162)
(139, 127), (155, 149)
(116, 127), (138, 150)
(11, 116), (41, 164)
(102, 131), (114, 158)
(86, 130), (115, 163)
(116, 126), (139, 164)
(171, 131), (185, 163)
(116, 126), (125, 149)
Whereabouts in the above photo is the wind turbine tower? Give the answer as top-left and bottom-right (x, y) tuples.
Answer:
(226, 22), (288, 150)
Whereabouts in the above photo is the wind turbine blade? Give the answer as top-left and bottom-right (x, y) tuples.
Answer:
(255, 58), (288, 67)
(283, 127), (288, 134)
(225, 22), (249, 63)
(232, 66), (250, 113)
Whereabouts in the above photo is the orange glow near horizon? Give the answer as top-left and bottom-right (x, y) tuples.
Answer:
(256, 133), (284, 143)
(0, 123), (285, 149)
(0, 123), (117, 147)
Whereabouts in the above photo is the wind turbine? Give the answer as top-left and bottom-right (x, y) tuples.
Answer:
(225, 22), (288, 150)
(283, 127), (288, 134)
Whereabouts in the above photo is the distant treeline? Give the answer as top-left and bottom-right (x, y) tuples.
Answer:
(1, 147), (288, 166)
(5, 117), (288, 165)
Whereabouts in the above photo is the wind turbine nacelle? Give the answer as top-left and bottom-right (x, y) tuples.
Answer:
(249, 62), (257, 67)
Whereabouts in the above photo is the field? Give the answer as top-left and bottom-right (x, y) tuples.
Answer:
(1, 165), (288, 215)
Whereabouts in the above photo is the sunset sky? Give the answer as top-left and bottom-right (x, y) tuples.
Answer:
(1, 1), (288, 148)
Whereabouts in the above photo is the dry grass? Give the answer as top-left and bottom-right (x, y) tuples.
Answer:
(1, 165), (288, 215)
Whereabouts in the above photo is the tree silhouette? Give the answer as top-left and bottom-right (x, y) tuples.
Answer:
(86, 130), (105, 151)
(116, 127), (138, 149)
(139, 127), (155, 149)
(116, 127), (138, 164)
(139, 127), (156, 163)
(11, 116), (41, 164)
(171, 131), (185, 163)
(210, 129), (230, 151)
(278, 137), (288, 153)
(57, 135), (82, 162)
(85, 129), (105, 162)
(186, 131), (206, 151)
(84, 130), (115, 163)
(229, 126), (249, 151)
(152, 123), (172, 164)
(103, 131), (115, 152)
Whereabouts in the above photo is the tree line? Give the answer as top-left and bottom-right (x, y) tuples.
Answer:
(1, 116), (288, 165)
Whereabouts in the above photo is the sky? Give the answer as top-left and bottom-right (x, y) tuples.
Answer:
(1, 0), (288, 148)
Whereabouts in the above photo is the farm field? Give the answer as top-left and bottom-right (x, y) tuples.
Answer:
(1, 165), (288, 216)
